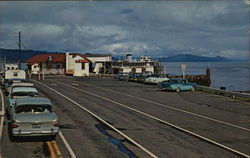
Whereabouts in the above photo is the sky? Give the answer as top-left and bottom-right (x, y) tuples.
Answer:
(0, 1), (249, 59)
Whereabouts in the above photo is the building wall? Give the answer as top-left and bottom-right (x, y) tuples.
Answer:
(66, 53), (90, 76)
(66, 53), (75, 71)
(41, 63), (64, 74)
(73, 56), (89, 76)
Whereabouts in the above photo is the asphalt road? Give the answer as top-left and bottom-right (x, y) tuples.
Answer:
(1, 76), (250, 158)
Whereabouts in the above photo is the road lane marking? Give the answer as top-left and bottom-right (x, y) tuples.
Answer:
(0, 90), (4, 158)
(68, 80), (250, 132)
(35, 80), (158, 158)
(54, 80), (250, 158)
(51, 141), (63, 158)
(47, 141), (57, 158)
(59, 131), (77, 158)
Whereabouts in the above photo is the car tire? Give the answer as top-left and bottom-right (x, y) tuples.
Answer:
(191, 86), (195, 91)
(176, 88), (180, 93)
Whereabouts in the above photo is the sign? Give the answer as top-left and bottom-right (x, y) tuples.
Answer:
(181, 64), (187, 71)
(181, 64), (187, 79)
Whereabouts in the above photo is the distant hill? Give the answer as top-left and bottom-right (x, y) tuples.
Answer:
(157, 54), (231, 62)
(0, 48), (62, 62)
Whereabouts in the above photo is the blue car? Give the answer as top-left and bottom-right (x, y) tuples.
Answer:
(158, 78), (196, 92)
(114, 72), (129, 81)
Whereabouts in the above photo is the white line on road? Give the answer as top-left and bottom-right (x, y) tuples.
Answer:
(59, 131), (77, 158)
(54, 80), (250, 158)
(35, 81), (158, 158)
(69, 80), (250, 132)
(0, 90), (5, 158)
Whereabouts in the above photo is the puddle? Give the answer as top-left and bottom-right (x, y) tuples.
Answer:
(95, 122), (138, 158)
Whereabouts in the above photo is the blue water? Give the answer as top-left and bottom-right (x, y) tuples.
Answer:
(162, 62), (250, 91)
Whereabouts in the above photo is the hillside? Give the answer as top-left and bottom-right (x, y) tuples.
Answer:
(0, 48), (62, 62)
(158, 54), (231, 62)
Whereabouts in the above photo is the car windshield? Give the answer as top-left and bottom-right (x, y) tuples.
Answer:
(15, 104), (52, 114)
(11, 92), (39, 98)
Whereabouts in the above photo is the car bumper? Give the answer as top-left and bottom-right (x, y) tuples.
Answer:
(13, 129), (59, 136)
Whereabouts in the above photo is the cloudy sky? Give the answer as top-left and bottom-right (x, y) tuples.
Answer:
(0, 1), (249, 59)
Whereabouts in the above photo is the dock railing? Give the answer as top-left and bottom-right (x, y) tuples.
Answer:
(196, 85), (250, 101)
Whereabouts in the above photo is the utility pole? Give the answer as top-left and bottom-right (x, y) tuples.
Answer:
(18, 31), (21, 69)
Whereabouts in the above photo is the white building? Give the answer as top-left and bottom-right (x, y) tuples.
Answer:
(27, 54), (65, 75)
(66, 53), (91, 76)
(83, 54), (112, 74)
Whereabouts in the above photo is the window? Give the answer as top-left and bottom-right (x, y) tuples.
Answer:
(14, 72), (18, 76)
(15, 104), (52, 113)
(82, 63), (85, 70)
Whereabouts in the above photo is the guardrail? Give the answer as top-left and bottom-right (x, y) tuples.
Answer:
(196, 85), (250, 101)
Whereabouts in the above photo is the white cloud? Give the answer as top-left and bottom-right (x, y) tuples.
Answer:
(220, 50), (249, 59)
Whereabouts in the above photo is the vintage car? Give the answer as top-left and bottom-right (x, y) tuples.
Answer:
(128, 73), (151, 82)
(6, 82), (34, 95)
(10, 97), (59, 140)
(128, 73), (141, 82)
(6, 87), (39, 119)
(114, 72), (129, 81)
(3, 79), (28, 94)
(158, 78), (197, 92)
(144, 75), (169, 84)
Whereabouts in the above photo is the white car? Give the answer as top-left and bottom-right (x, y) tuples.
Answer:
(6, 86), (39, 119)
(10, 97), (59, 140)
(144, 75), (169, 84)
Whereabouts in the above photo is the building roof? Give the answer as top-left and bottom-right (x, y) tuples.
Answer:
(27, 54), (65, 64)
(68, 53), (91, 62)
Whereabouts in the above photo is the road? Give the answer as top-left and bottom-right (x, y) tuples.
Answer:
(1, 76), (250, 158)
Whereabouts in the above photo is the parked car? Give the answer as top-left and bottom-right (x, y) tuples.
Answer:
(144, 75), (169, 84)
(128, 73), (142, 81)
(114, 72), (129, 81)
(6, 86), (39, 119)
(128, 73), (152, 82)
(10, 97), (59, 140)
(3, 79), (27, 94)
(6, 82), (34, 95)
(158, 78), (196, 92)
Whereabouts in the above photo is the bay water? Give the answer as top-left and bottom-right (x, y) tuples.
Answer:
(162, 62), (250, 91)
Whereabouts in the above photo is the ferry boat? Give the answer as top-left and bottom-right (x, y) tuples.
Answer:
(100, 54), (164, 75)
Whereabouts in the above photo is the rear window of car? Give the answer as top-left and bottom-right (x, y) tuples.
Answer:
(11, 91), (38, 98)
(15, 105), (52, 113)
